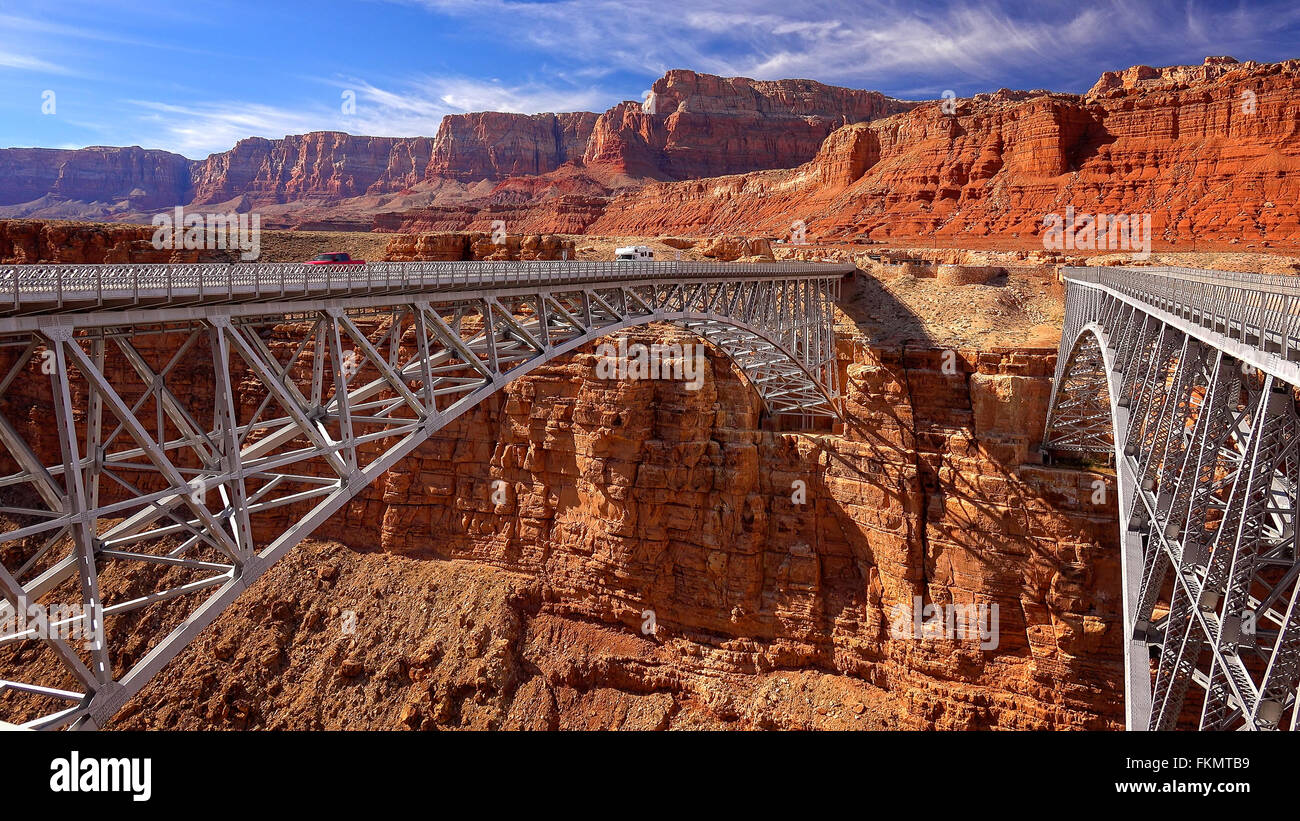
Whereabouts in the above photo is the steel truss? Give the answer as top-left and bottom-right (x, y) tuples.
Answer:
(0, 260), (849, 729)
(1046, 266), (1300, 730)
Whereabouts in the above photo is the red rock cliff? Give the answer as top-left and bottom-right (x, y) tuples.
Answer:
(0, 146), (193, 209)
(0, 219), (204, 263)
(188, 132), (437, 206)
(0, 71), (914, 213)
(428, 112), (598, 181)
(589, 58), (1300, 246)
(583, 70), (914, 179)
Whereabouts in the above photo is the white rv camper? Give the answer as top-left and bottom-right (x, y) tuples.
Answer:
(615, 245), (654, 261)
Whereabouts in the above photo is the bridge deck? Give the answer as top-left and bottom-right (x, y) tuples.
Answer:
(0, 260), (855, 323)
(1065, 265), (1300, 385)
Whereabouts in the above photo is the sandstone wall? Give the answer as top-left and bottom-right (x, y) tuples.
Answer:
(429, 112), (599, 181)
(0, 70), (914, 217)
(0, 146), (194, 209)
(588, 58), (1300, 248)
(582, 71), (913, 180)
(188, 133), (438, 206)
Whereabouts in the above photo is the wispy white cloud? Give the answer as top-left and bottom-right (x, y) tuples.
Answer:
(338, 75), (609, 122)
(126, 99), (332, 156)
(125, 75), (611, 157)
(400, 0), (1300, 93)
(0, 11), (229, 58)
(0, 49), (77, 74)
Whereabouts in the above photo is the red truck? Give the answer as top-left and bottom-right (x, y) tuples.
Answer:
(304, 252), (365, 265)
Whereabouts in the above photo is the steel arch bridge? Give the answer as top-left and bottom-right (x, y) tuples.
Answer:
(1046, 265), (1300, 731)
(0, 259), (851, 730)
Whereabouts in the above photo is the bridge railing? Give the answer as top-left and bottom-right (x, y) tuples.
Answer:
(0, 260), (856, 315)
(1064, 265), (1300, 364)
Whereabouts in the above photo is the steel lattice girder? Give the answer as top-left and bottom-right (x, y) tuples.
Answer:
(1046, 265), (1300, 731)
(0, 261), (847, 730)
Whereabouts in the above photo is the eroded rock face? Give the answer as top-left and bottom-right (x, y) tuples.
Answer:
(0, 294), (1122, 729)
(6, 59), (1295, 248)
(1087, 55), (1245, 96)
(429, 112), (598, 181)
(189, 133), (437, 206)
(0, 147), (193, 209)
(0, 219), (203, 264)
(697, 236), (774, 261)
(588, 58), (1300, 247)
(578, 72), (913, 181)
(383, 231), (576, 261)
(0, 71), (913, 217)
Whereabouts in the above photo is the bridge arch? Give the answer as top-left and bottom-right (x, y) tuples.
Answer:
(1045, 266), (1300, 732)
(474, 309), (841, 423)
(0, 260), (848, 728)
(1044, 322), (1151, 730)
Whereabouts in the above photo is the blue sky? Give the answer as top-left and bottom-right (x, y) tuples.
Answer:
(2, 0), (1298, 159)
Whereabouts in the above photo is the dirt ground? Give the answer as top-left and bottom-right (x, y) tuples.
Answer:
(836, 265), (1064, 349)
(254, 230), (395, 263)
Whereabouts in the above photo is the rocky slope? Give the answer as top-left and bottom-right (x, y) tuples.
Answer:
(0, 218), (204, 264)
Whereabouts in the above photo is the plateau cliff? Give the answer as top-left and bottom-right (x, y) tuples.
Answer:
(589, 57), (1300, 247)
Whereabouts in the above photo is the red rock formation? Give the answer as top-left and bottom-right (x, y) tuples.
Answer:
(1087, 54), (1247, 96)
(382, 231), (575, 261)
(0, 149), (64, 205)
(0, 71), (913, 219)
(588, 58), (1300, 248)
(428, 112), (597, 181)
(0, 219), (203, 264)
(583, 70), (914, 179)
(0, 272), (1123, 729)
(0, 146), (193, 209)
(6, 58), (1297, 249)
(40, 322), (1115, 730)
(188, 133), (437, 206)
(697, 236), (774, 260)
